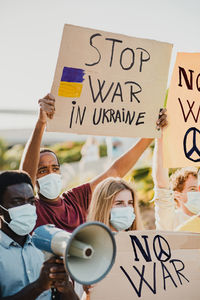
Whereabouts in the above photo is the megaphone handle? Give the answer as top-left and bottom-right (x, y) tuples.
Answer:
(51, 287), (60, 299)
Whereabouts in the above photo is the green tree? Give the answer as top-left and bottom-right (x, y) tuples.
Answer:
(0, 138), (8, 170)
(4, 144), (24, 170)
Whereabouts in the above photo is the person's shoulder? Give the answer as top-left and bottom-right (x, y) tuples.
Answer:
(176, 215), (200, 233)
(61, 183), (91, 204)
(34, 198), (40, 206)
(0, 230), (13, 248)
(63, 183), (91, 195)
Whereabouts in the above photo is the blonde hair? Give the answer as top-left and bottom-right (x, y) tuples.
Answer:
(170, 167), (198, 192)
(87, 177), (143, 230)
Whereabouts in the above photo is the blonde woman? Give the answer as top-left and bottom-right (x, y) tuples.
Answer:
(82, 177), (143, 299)
(87, 177), (143, 231)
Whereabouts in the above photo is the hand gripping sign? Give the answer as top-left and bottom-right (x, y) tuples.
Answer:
(47, 24), (172, 138)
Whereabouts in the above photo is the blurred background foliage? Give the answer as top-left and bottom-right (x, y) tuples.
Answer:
(0, 139), (24, 170)
(0, 137), (158, 207)
(50, 141), (108, 164)
(0, 136), (163, 229)
(0, 138), (108, 169)
(131, 167), (154, 207)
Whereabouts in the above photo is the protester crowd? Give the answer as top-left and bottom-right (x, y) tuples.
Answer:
(0, 92), (199, 300)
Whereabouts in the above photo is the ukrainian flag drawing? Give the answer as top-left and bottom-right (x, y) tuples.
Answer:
(58, 67), (85, 98)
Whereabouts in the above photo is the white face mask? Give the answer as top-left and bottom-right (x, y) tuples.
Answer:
(110, 206), (135, 231)
(37, 173), (62, 199)
(184, 192), (200, 214)
(0, 204), (37, 235)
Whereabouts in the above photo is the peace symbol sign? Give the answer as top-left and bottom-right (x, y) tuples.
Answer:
(153, 235), (171, 262)
(183, 127), (200, 162)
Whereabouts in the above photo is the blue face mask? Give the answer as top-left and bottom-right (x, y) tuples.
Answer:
(0, 204), (37, 235)
(184, 192), (200, 214)
(110, 206), (135, 231)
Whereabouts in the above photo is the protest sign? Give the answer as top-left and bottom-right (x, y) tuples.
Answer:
(163, 52), (200, 167)
(90, 230), (200, 300)
(47, 24), (172, 138)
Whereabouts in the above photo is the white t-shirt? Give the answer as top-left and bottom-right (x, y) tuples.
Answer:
(154, 188), (191, 230)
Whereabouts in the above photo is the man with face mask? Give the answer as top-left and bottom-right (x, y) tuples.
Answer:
(0, 170), (79, 300)
(20, 93), (167, 234)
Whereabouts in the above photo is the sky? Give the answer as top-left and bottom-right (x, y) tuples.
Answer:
(0, 0), (200, 130)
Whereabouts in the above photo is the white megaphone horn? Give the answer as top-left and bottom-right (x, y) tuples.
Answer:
(32, 222), (116, 285)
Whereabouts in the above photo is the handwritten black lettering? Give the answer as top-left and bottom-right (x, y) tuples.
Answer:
(129, 235), (152, 262)
(178, 66), (194, 90)
(161, 261), (177, 290)
(153, 235), (171, 262)
(183, 127), (200, 162)
(196, 73), (200, 91)
(111, 82), (123, 103)
(178, 98), (200, 122)
(69, 104), (75, 129)
(125, 111), (137, 124)
(75, 106), (86, 125)
(88, 76), (142, 104)
(125, 81), (142, 103)
(88, 76), (114, 103)
(92, 108), (144, 125)
(136, 47), (150, 72)
(136, 112), (145, 125)
(69, 104), (86, 128)
(120, 48), (135, 70)
(105, 38), (123, 67)
(85, 33), (102, 67)
(120, 263), (156, 297)
(170, 259), (189, 285)
(119, 234), (191, 297)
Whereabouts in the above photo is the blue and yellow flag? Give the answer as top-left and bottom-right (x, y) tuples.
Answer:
(58, 67), (85, 98)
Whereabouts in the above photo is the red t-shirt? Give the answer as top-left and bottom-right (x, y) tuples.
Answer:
(34, 183), (92, 233)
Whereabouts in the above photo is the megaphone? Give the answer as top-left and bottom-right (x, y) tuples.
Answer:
(32, 221), (116, 285)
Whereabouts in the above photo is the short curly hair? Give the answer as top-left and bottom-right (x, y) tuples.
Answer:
(170, 167), (198, 192)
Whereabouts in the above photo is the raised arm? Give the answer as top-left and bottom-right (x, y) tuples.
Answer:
(152, 131), (170, 189)
(89, 109), (168, 193)
(152, 128), (177, 230)
(89, 138), (153, 192)
(20, 94), (55, 187)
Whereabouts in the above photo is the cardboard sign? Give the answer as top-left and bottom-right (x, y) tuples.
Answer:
(163, 53), (200, 167)
(90, 230), (200, 300)
(47, 24), (172, 138)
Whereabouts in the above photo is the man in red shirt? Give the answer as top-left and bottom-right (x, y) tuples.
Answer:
(20, 93), (166, 232)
